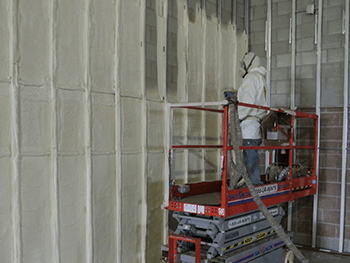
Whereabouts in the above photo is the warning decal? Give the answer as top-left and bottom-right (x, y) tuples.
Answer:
(183, 203), (197, 213)
(228, 215), (252, 229)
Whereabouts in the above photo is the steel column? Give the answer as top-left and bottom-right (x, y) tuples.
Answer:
(312, 0), (323, 249)
(291, 0), (296, 110)
(222, 105), (229, 209)
(266, 0), (272, 106)
(339, 0), (349, 253)
(265, 0), (272, 198)
(288, 0), (297, 233)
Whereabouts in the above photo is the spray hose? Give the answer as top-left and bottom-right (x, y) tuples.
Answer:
(226, 95), (309, 263)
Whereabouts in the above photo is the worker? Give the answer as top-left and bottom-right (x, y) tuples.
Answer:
(224, 52), (268, 186)
(237, 52), (268, 186)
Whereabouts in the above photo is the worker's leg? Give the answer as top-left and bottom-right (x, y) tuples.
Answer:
(243, 139), (263, 186)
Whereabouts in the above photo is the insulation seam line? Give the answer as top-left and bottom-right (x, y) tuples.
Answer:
(339, 0), (349, 253)
(266, 0), (272, 107)
(183, 0), (189, 184)
(201, 0), (207, 182)
(56, 87), (115, 95)
(91, 151), (117, 155)
(157, 0), (168, 101)
(232, 1), (237, 89)
(114, 1), (122, 262)
(84, 0), (93, 261)
(140, 1), (147, 262)
(155, 0), (170, 255)
(9, 0), (21, 262)
(232, 0), (237, 26)
(50, 0), (60, 261)
(245, 0), (249, 37)
(160, 3), (170, 246)
(291, 0), (296, 110)
(217, 0), (223, 181)
(163, 104), (171, 244)
(312, 0), (323, 249)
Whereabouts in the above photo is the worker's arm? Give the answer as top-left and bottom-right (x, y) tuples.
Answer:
(237, 77), (257, 120)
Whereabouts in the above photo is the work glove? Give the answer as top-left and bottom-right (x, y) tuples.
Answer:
(224, 90), (238, 103)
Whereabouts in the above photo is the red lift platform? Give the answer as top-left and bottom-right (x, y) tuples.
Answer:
(163, 100), (318, 218)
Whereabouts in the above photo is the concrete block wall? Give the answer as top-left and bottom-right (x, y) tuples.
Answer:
(294, 108), (350, 251)
(250, 0), (350, 252)
(272, 0), (292, 107)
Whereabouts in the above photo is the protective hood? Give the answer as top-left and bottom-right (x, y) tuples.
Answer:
(249, 66), (267, 76)
(239, 52), (261, 78)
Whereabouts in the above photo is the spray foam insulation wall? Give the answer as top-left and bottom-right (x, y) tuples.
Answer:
(0, 0), (246, 262)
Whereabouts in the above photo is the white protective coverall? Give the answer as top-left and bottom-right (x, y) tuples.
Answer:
(238, 58), (268, 139)
(237, 52), (268, 186)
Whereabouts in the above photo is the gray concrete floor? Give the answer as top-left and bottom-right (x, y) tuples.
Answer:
(295, 249), (350, 263)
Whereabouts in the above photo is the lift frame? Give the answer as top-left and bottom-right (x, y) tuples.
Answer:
(163, 101), (318, 218)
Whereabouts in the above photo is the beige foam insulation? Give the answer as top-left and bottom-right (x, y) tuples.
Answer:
(0, 0), (245, 262)
(21, 156), (51, 262)
(59, 155), (86, 263)
(146, 151), (165, 262)
(90, 0), (115, 94)
(176, 0), (189, 104)
(121, 153), (143, 263)
(187, 14), (203, 102)
(57, 0), (85, 89)
(92, 155), (116, 262)
(188, 149), (203, 182)
(171, 107), (188, 183)
(58, 90), (85, 153)
(0, 157), (11, 263)
(20, 98), (50, 154)
(147, 101), (164, 150)
(236, 31), (249, 90)
(120, 1), (143, 98)
(0, 0), (9, 80)
(221, 24), (236, 91)
(18, 0), (49, 85)
(156, 0), (168, 102)
(0, 84), (10, 153)
(204, 22), (219, 99)
(92, 93), (115, 152)
(204, 150), (220, 180)
(121, 97), (143, 153)
(187, 5), (203, 157)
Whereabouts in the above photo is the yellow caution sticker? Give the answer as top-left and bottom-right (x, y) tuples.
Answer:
(244, 236), (254, 245)
(257, 232), (268, 240)
(222, 230), (276, 252)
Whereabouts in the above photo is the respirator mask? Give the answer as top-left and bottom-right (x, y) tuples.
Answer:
(239, 53), (257, 78)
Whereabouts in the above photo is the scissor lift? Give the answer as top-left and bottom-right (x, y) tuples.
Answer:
(163, 101), (318, 263)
